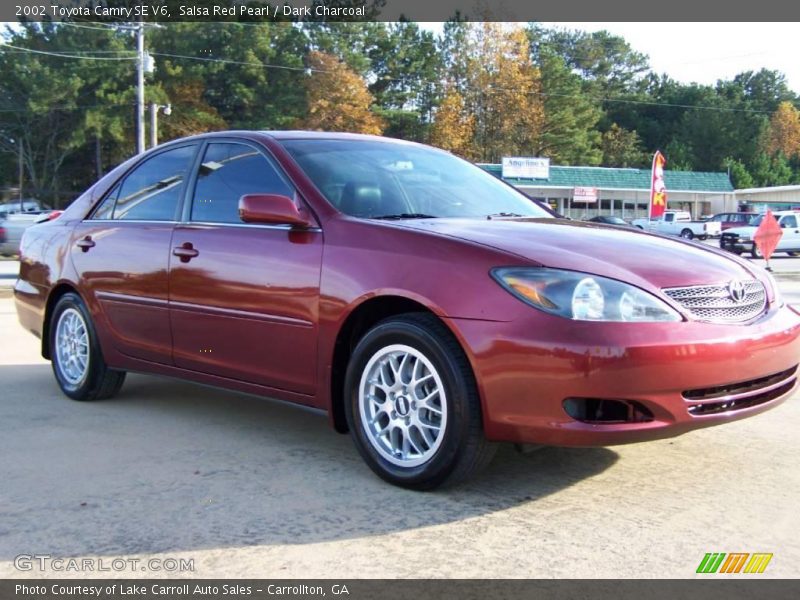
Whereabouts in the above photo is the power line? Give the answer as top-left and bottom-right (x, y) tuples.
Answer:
(150, 51), (323, 73)
(0, 43), (781, 116)
(1, 47), (134, 55)
(0, 42), (136, 61)
(48, 22), (120, 32)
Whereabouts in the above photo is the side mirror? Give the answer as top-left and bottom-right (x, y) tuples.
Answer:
(238, 194), (311, 228)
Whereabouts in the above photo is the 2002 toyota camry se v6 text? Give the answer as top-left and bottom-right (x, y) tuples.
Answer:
(14, 132), (800, 489)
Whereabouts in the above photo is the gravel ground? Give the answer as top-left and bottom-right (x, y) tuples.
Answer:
(0, 292), (799, 579)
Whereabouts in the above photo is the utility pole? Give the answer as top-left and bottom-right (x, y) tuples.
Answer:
(149, 102), (157, 149)
(136, 20), (145, 155)
(18, 139), (23, 211)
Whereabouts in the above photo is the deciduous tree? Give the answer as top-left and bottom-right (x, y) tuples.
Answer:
(429, 89), (475, 159)
(762, 101), (800, 159)
(299, 51), (385, 135)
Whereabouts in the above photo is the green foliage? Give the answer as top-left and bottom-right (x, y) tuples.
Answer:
(723, 157), (755, 189)
(2, 20), (800, 203)
(601, 124), (647, 168)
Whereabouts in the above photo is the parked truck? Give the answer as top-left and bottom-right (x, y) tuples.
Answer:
(631, 210), (721, 240)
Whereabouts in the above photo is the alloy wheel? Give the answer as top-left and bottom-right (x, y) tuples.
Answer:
(358, 344), (448, 467)
(55, 307), (90, 386)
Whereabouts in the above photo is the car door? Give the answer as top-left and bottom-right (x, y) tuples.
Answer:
(778, 214), (800, 250)
(70, 143), (197, 364)
(168, 140), (323, 396)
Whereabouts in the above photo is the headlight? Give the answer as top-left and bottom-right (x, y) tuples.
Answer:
(492, 267), (682, 322)
(739, 234), (751, 241)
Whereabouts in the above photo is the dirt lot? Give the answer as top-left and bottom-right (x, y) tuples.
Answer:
(0, 292), (798, 579)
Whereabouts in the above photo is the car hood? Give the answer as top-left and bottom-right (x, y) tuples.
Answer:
(724, 225), (757, 236)
(392, 218), (758, 290)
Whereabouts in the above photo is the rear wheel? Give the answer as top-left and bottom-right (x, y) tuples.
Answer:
(50, 292), (126, 401)
(787, 252), (799, 257)
(680, 228), (694, 240)
(344, 313), (496, 490)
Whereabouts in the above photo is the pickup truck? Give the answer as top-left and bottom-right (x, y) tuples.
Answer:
(720, 211), (800, 258)
(631, 210), (721, 240)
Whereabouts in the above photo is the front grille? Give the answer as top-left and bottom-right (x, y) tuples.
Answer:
(662, 280), (766, 323)
(683, 366), (797, 416)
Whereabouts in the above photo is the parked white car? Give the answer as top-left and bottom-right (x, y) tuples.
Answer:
(631, 210), (722, 240)
(720, 211), (800, 258)
(0, 212), (58, 256)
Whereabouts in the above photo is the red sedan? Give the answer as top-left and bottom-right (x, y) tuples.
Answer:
(14, 132), (800, 489)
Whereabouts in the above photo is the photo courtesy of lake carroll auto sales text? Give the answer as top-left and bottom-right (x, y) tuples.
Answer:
(1, 0), (800, 596)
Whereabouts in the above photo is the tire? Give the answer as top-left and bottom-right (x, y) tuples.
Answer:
(680, 229), (694, 240)
(751, 244), (762, 259)
(788, 252), (799, 257)
(50, 292), (126, 401)
(344, 313), (496, 490)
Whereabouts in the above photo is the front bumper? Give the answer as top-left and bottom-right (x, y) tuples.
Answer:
(720, 235), (753, 253)
(448, 303), (800, 446)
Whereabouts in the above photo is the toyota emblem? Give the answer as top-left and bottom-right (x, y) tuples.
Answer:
(728, 280), (746, 303)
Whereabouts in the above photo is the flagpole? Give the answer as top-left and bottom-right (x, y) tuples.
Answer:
(649, 152), (657, 219)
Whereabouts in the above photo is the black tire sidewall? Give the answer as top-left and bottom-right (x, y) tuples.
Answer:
(344, 318), (474, 488)
(50, 293), (104, 400)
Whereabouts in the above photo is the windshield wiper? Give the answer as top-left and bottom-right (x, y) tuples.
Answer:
(372, 213), (438, 220)
(486, 212), (525, 219)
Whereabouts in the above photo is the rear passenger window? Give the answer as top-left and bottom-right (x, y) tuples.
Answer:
(111, 145), (196, 221)
(782, 215), (797, 228)
(191, 142), (294, 224)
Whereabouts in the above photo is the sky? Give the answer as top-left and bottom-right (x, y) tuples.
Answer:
(544, 22), (800, 93)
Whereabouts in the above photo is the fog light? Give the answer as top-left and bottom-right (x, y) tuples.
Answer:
(563, 398), (654, 424)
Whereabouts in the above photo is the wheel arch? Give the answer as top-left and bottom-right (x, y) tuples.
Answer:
(329, 295), (470, 434)
(41, 282), (82, 359)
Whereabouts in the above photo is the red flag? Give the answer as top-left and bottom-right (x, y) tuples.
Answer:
(650, 151), (667, 219)
(753, 210), (783, 261)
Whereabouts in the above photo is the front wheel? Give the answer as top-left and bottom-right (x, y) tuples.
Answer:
(50, 292), (126, 401)
(680, 228), (694, 240)
(751, 244), (763, 259)
(344, 313), (496, 490)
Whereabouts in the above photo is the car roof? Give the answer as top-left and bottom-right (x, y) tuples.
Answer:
(165, 130), (424, 146)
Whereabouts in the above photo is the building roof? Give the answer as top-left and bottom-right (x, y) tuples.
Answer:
(479, 164), (734, 194)
(735, 184), (800, 195)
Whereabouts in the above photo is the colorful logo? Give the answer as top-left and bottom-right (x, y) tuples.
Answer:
(696, 553), (773, 574)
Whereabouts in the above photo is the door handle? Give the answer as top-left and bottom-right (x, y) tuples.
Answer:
(76, 236), (95, 251)
(173, 242), (199, 263)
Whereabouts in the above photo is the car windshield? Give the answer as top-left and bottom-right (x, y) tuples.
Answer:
(750, 215), (765, 227)
(280, 139), (552, 220)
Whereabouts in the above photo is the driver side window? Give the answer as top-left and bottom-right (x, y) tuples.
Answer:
(191, 142), (294, 224)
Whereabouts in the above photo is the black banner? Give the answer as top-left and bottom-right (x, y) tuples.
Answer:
(3, 580), (800, 600)
(4, 0), (800, 22)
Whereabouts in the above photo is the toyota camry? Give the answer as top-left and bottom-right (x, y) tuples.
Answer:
(14, 132), (800, 489)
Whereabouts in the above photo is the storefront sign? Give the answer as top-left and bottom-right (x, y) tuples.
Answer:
(502, 157), (550, 179)
(573, 186), (598, 203)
